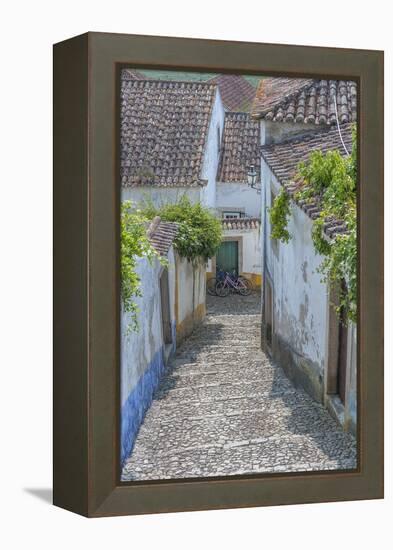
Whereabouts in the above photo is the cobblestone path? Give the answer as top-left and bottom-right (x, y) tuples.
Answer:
(121, 293), (357, 481)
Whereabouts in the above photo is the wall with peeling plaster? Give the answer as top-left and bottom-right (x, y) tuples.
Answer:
(175, 252), (206, 344)
(264, 168), (328, 402)
(262, 159), (357, 434)
(120, 248), (177, 464)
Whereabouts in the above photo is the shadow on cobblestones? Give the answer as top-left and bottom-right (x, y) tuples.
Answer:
(121, 291), (356, 481)
(268, 367), (357, 468)
(155, 322), (225, 400)
(206, 291), (261, 316)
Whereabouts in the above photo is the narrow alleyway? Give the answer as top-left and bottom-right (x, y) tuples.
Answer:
(121, 293), (357, 481)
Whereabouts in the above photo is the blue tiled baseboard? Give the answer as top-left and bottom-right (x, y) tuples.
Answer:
(121, 321), (177, 466)
(120, 348), (165, 466)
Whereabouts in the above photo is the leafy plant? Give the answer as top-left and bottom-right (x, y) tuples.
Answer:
(269, 125), (357, 322)
(268, 188), (291, 243)
(139, 195), (223, 263)
(120, 200), (163, 331)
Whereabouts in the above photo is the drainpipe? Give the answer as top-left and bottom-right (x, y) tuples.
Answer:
(261, 174), (265, 347)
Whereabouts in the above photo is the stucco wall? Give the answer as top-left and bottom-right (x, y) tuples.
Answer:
(346, 323), (357, 433)
(175, 253), (206, 344)
(262, 161), (357, 433)
(122, 186), (202, 208)
(260, 120), (324, 146)
(120, 248), (176, 464)
(200, 90), (225, 208)
(264, 165), (328, 402)
(216, 182), (261, 218)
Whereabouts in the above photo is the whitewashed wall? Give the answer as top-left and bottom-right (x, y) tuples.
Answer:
(120, 248), (176, 464)
(175, 253), (206, 343)
(262, 159), (357, 432)
(121, 186), (201, 208)
(346, 323), (357, 432)
(200, 89), (225, 208)
(260, 120), (323, 146)
(216, 182), (261, 218)
(263, 163), (329, 400)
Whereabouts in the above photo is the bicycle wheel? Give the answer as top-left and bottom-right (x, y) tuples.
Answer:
(206, 277), (218, 296)
(216, 280), (230, 297)
(238, 275), (254, 291)
(238, 278), (252, 296)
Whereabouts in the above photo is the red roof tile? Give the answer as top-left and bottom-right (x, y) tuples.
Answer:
(261, 124), (354, 237)
(217, 112), (260, 183)
(208, 74), (257, 112)
(120, 73), (217, 187)
(147, 217), (179, 256)
(251, 77), (357, 125)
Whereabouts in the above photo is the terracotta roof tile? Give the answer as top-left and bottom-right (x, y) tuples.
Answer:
(261, 124), (354, 237)
(147, 216), (179, 256)
(120, 73), (217, 187)
(217, 112), (261, 183)
(251, 77), (357, 125)
(208, 74), (257, 112)
(122, 69), (148, 80)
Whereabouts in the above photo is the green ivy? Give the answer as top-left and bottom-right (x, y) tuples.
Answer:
(268, 188), (291, 243)
(269, 125), (357, 322)
(120, 200), (164, 332)
(139, 195), (223, 263)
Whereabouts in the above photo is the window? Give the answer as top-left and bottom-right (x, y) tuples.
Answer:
(217, 125), (221, 155)
(223, 211), (242, 219)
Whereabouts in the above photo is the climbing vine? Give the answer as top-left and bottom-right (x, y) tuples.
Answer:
(140, 195), (223, 263)
(268, 188), (292, 243)
(120, 200), (163, 332)
(269, 125), (357, 322)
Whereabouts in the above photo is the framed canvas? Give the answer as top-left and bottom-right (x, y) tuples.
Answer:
(53, 32), (384, 517)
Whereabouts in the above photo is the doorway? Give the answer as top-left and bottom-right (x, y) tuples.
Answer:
(327, 281), (348, 404)
(216, 240), (239, 275)
(160, 268), (172, 345)
(264, 276), (273, 352)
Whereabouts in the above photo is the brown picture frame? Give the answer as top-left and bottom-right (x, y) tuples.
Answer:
(53, 32), (384, 517)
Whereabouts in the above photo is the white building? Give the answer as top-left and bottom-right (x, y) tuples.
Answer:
(121, 72), (263, 288)
(252, 77), (358, 434)
(120, 73), (225, 210)
(212, 112), (262, 287)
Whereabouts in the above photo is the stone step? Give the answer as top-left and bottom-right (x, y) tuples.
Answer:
(169, 362), (274, 377)
(174, 352), (266, 364)
(163, 365), (283, 388)
(144, 388), (321, 420)
(121, 293), (358, 481)
(130, 401), (351, 454)
(122, 429), (357, 481)
(154, 376), (295, 403)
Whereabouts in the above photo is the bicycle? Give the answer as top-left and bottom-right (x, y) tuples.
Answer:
(206, 268), (225, 296)
(215, 272), (252, 297)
